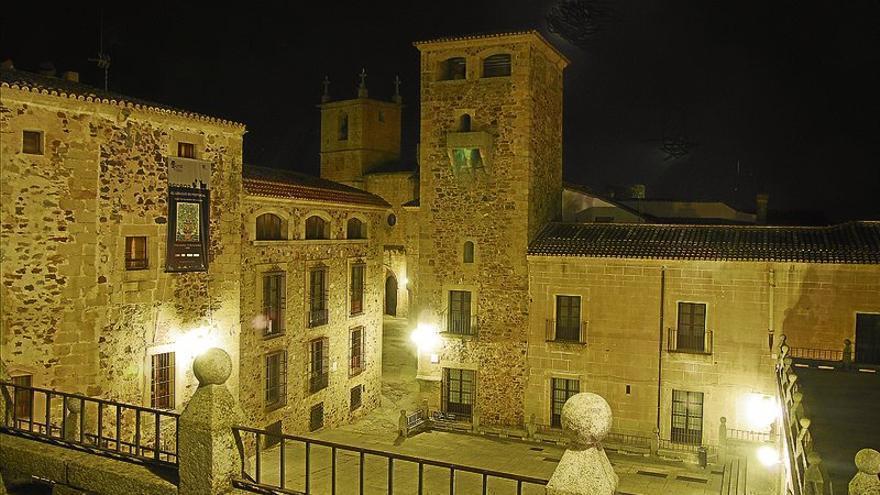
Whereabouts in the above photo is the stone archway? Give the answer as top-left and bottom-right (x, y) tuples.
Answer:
(385, 274), (398, 316)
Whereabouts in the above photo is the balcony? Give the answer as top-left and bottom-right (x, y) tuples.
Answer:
(445, 314), (477, 337)
(545, 319), (587, 344)
(667, 328), (713, 355)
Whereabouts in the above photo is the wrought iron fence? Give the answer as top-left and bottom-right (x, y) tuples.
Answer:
(232, 425), (549, 495)
(726, 428), (771, 443)
(544, 319), (588, 343)
(667, 328), (713, 354)
(0, 381), (179, 468)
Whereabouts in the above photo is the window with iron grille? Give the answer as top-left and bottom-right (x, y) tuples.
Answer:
(676, 302), (707, 352)
(309, 266), (328, 327)
(671, 389), (704, 445)
(305, 216), (329, 240)
(350, 385), (363, 411)
(265, 351), (287, 408)
(346, 218), (366, 239)
(555, 295), (581, 342)
(125, 236), (148, 270)
(22, 130), (43, 155)
(448, 290), (472, 335)
(151, 352), (175, 410)
(177, 142), (196, 159)
(350, 263), (365, 316)
(11, 374), (33, 421)
(350, 326), (365, 376)
(262, 272), (285, 336)
(310, 403), (324, 431)
(256, 213), (285, 240)
(309, 338), (330, 393)
(442, 368), (475, 420)
(482, 53), (512, 77)
(551, 378), (580, 427)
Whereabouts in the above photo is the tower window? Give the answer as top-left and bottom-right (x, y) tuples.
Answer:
(440, 57), (467, 81)
(22, 131), (43, 155)
(256, 213), (286, 240)
(338, 113), (349, 141)
(177, 142), (196, 159)
(482, 54), (512, 78)
(463, 241), (475, 264)
(305, 215), (330, 240)
(458, 114), (472, 132)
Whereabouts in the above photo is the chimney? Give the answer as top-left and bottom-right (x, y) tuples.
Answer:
(62, 71), (80, 83)
(756, 193), (769, 225)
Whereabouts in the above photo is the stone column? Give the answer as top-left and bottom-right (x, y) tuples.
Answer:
(178, 348), (244, 495)
(62, 397), (81, 441)
(546, 393), (618, 495)
(848, 448), (880, 495)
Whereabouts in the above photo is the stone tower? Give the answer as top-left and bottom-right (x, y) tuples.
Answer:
(319, 73), (403, 188)
(413, 31), (568, 426)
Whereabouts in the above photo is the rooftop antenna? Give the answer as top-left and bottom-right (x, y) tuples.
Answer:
(88, 10), (111, 90)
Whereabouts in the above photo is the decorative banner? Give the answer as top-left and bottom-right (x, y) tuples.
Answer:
(166, 155), (211, 272)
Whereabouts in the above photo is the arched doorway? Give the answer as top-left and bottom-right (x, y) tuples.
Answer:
(385, 274), (398, 316)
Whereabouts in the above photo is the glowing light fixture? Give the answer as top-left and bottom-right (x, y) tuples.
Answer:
(744, 393), (780, 430)
(410, 322), (440, 352)
(175, 326), (219, 360)
(757, 445), (780, 467)
(400, 276), (408, 288)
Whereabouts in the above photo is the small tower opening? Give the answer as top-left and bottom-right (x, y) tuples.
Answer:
(458, 114), (472, 132)
(338, 113), (349, 141)
(440, 57), (467, 81)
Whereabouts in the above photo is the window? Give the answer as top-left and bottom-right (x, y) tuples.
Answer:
(11, 374), (33, 422)
(448, 290), (473, 335)
(305, 215), (329, 240)
(22, 131), (43, 155)
(310, 403), (324, 431)
(309, 266), (329, 327)
(440, 57), (467, 80)
(256, 213), (285, 241)
(554, 295), (582, 342)
(338, 113), (349, 141)
(387, 213), (397, 227)
(350, 385), (363, 411)
(347, 218), (366, 239)
(551, 378), (580, 428)
(482, 53), (512, 78)
(125, 236), (148, 270)
(671, 390), (704, 445)
(177, 142), (196, 159)
(451, 148), (484, 174)
(151, 352), (175, 410)
(442, 368), (475, 420)
(350, 263), (365, 316)
(350, 326), (365, 376)
(265, 351), (287, 408)
(262, 272), (285, 336)
(463, 241), (475, 264)
(309, 337), (330, 393)
(675, 302), (707, 352)
(458, 114), (472, 132)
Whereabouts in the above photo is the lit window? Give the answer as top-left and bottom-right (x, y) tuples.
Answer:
(177, 142), (195, 159)
(256, 213), (285, 240)
(305, 216), (329, 240)
(151, 352), (175, 410)
(265, 351), (287, 408)
(439, 57), (466, 80)
(22, 131), (43, 155)
(125, 236), (148, 270)
(482, 54), (512, 78)
(451, 148), (483, 174)
(262, 272), (285, 336)
(551, 378), (579, 427)
(347, 218), (366, 239)
(350, 326), (365, 376)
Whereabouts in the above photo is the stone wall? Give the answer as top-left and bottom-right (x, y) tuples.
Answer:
(0, 87), (244, 406)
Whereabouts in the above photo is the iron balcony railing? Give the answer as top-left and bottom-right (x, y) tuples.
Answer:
(726, 428), (772, 443)
(667, 328), (714, 354)
(446, 313), (477, 336)
(232, 425), (549, 495)
(0, 381), (179, 468)
(308, 308), (329, 328)
(544, 319), (588, 343)
(788, 347), (843, 362)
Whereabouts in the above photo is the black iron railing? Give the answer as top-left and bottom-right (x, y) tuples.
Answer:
(309, 371), (329, 394)
(545, 319), (587, 343)
(726, 428), (771, 443)
(0, 381), (179, 468)
(232, 425), (549, 495)
(667, 328), (713, 354)
(446, 313), (476, 336)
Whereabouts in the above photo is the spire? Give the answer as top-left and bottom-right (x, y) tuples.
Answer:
(321, 75), (331, 103)
(393, 75), (403, 104)
(358, 68), (368, 98)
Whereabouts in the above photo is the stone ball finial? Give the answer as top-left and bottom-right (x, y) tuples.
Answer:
(799, 418), (811, 429)
(855, 449), (880, 475)
(561, 392), (612, 448)
(780, 343), (790, 356)
(192, 348), (232, 386)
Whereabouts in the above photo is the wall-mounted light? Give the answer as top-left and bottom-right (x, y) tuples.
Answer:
(430, 353), (440, 364)
(757, 445), (780, 467)
(744, 393), (780, 431)
(410, 322), (439, 352)
(175, 326), (219, 361)
(400, 276), (408, 289)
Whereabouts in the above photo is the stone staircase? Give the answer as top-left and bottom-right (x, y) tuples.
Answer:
(720, 455), (748, 495)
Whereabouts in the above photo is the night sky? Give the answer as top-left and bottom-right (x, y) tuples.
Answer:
(3, 1), (879, 223)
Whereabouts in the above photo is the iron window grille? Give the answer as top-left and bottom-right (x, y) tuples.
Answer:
(150, 352), (175, 410)
(125, 236), (148, 270)
(308, 267), (329, 327)
(350, 385), (363, 411)
(310, 403), (324, 431)
(442, 368), (475, 421)
(350, 263), (365, 316)
(262, 272), (286, 337)
(551, 378), (580, 427)
(671, 389), (704, 445)
(264, 351), (287, 408)
(350, 327), (365, 376)
(447, 290), (474, 336)
(309, 338), (330, 393)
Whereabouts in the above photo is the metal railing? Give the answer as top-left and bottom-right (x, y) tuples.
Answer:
(232, 425), (548, 495)
(0, 381), (179, 468)
(309, 371), (329, 394)
(544, 319), (587, 343)
(446, 313), (476, 336)
(777, 364), (804, 495)
(308, 308), (329, 328)
(788, 347), (843, 362)
(606, 431), (652, 450)
(660, 436), (715, 454)
(726, 428), (771, 443)
(667, 328), (713, 354)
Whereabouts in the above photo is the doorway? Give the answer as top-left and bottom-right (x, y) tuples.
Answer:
(385, 274), (398, 316)
(855, 313), (880, 365)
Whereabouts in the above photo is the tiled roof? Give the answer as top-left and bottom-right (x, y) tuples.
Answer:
(0, 68), (245, 129)
(528, 222), (880, 264)
(243, 166), (390, 208)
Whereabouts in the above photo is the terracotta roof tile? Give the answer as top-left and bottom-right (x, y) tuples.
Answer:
(243, 166), (390, 208)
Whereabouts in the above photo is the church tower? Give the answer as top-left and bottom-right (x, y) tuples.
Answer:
(413, 31), (568, 426)
(318, 72), (403, 188)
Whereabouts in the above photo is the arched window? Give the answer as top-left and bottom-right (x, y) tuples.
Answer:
(458, 114), (472, 132)
(482, 54), (511, 78)
(338, 113), (349, 141)
(305, 215), (330, 240)
(256, 213), (285, 241)
(463, 241), (475, 263)
(347, 217), (367, 239)
(439, 57), (466, 81)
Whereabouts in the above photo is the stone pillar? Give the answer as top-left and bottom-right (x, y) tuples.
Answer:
(848, 448), (880, 495)
(178, 348), (244, 495)
(526, 413), (537, 439)
(546, 393), (618, 495)
(398, 409), (408, 438)
(650, 427), (659, 456)
(63, 397), (81, 441)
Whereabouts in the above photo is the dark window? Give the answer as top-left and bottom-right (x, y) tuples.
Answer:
(350, 263), (365, 316)
(463, 241), (475, 264)
(125, 236), (148, 270)
(262, 272), (285, 336)
(350, 326), (365, 376)
(671, 390), (704, 445)
(482, 54), (512, 78)
(177, 142), (195, 159)
(458, 114), (472, 132)
(347, 218), (366, 239)
(448, 290), (473, 335)
(256, 213), (285, 240)
(22, 131), (43, 155)
(440, 57), (467, 80)
(309, 266), (329, 327)
(11, 374), (33, 421)
(350, 385), (363, 411)
(310, 403), (324, 431)
(551, 378), (580, 427)
(305, 216), (329, 240)
(387, 213), (397, 227)
(309, 338), (330, 393)
(676, 302), (707, 352)
(442, 368), (475, 420)
(338, 113), (349, 141)
(555, 295), (582, 342)
(855, 313), (880, 365)
(151, 352), (175, 410)
(265, 351), (287, 408)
